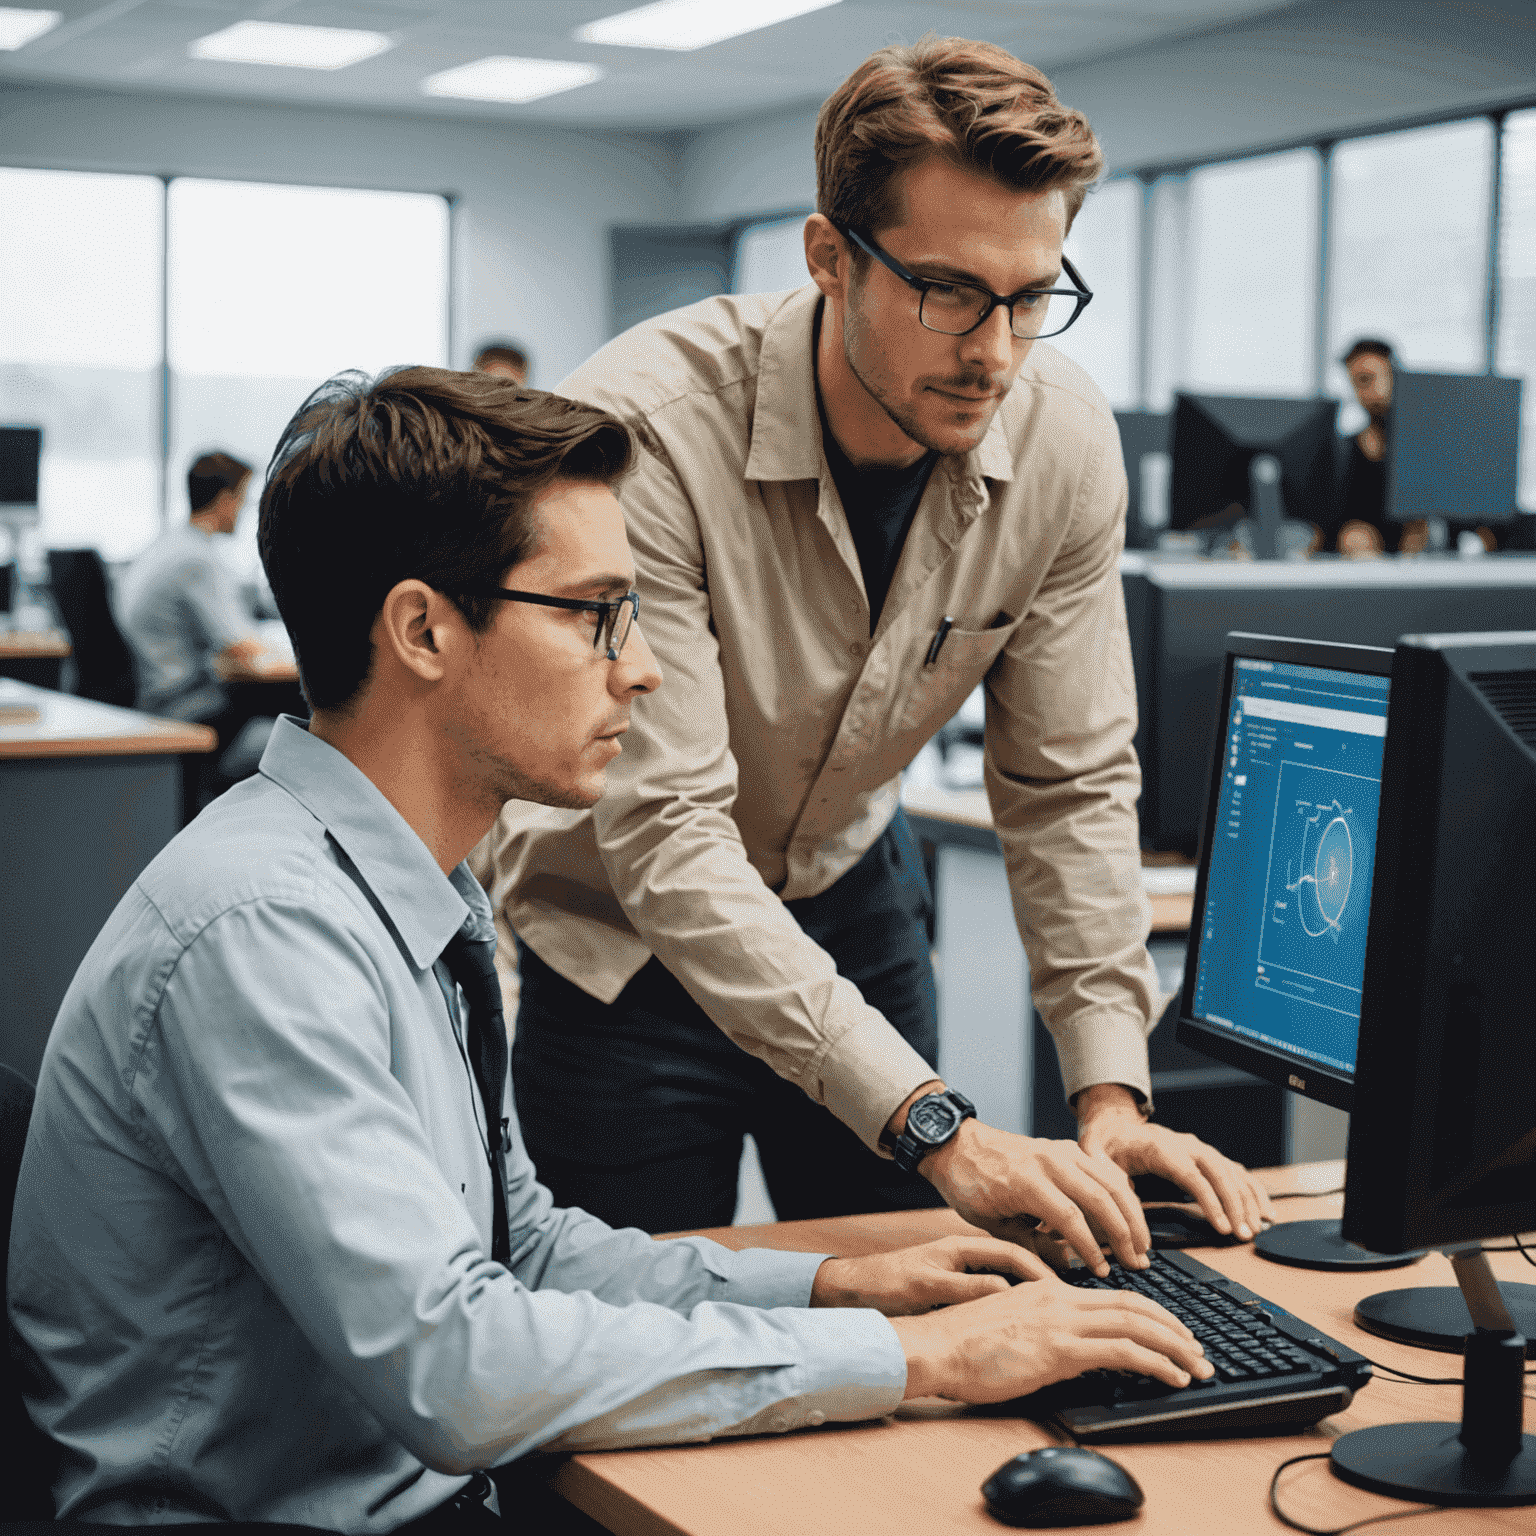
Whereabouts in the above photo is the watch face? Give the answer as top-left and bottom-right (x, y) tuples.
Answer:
(909, 1097), (960, 1144)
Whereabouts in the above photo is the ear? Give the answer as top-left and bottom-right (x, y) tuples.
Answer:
(804, 214), (850, 302)
(374, 579), (463, 686)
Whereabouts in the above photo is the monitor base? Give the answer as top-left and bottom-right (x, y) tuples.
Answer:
(1331, 1423), (1536, 1506)
(1253, 1219), (1423, 1271)
(1356, 1285), (1536, 1357)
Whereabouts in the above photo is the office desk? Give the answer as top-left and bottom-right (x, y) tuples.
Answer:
(0, 680), (215, 1081)
(555, 1167), (1532, 1535)
(0, 627), (70, 689)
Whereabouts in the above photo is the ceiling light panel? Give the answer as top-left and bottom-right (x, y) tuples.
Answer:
(576, 0), (841, 52)
(0, 7), (59, 50)
(421, 56), (604, 104)
(187, 21), (394, 71)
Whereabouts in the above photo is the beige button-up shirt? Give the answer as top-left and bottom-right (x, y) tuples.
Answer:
(481, 283), (1160, 1154)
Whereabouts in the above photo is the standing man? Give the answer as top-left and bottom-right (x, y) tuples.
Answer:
(473, 340), (531, 384)
(11, 367), (1209, 1528)
(482, 36), (1275, 1268)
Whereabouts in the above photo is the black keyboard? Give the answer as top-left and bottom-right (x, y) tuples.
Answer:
(1019, 1249), (1373, 1442)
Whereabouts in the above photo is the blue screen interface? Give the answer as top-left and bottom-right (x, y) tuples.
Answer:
(1190, 657), (1390, 1078)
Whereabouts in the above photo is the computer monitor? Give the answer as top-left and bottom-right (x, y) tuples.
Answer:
(0, 426), (42, 526)
(1328, 630), (1536, 1507)
(1113, 410), (1169, 547)
(1168, 393), (1338, 555)
(1388, 370), (1523, 527)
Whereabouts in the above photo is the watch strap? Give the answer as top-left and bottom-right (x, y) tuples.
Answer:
(891, 1088), (976, 1174)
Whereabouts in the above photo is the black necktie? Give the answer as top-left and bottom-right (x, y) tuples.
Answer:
(442, 929), (511, 1265)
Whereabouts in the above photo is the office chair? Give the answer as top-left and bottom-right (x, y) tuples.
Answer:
(0, 1063), (332, 1534)
(44, 550), (137, 708)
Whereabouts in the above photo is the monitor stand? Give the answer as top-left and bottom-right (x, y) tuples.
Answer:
(1357, 1280), (1536, 1357)
(1255, 1218), (1424, 1271)
(1331, 1250), (1536, 1506)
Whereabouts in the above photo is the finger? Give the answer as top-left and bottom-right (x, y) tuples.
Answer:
(1169, 1162), (1230, 1235)
(1086, 1151), (1154, 1260)
(1073, 1303), (1210, 1377)
(929, 1272), (1016, 1307)
(1197, 1153), (1258, 1240)
(1029, 1188), (1115, 1277)
(1252, 1171), (1279, 1225)
(1073, 1288), (1200, 1344)
(953, 1238), (1055, 1284)
(1050, 1158), (1148, 1270)
(1080, 1338), (1209, 1390)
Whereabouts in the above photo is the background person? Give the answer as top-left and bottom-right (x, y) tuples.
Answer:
(473, 339), (530, 384)
(10, 367), (1209, 1531)
(480, 37), (1274, 1264)
(117, 450), (282, 809)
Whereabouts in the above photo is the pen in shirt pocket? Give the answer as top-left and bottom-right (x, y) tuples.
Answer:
(924, 616), (954, 666)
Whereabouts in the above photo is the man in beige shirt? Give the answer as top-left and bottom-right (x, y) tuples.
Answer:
(482, 37), (1273, 1271)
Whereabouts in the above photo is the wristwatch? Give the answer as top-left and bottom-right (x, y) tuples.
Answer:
(890, 1088), (976, 1173)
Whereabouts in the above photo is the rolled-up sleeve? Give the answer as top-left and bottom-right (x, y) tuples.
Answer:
(981, 430), (1160, 1109)
(144, 898), (906, 1475)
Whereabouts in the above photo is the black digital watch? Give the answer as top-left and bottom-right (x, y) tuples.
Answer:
(891, 1088), (977, 1173)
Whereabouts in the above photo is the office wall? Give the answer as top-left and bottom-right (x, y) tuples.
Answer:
(0, 83), (683, 388)
(676, 0), (1536, 223)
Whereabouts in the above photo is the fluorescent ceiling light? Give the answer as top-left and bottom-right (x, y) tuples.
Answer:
(188, 21), (393, 70)
(421, 56), (603, 104)
(0, 8), (60, 50)
(576, 0), (840, 51)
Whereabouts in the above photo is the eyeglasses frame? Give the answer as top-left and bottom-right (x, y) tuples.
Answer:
(837, 225), (1093, 341)
(450, 584), (640, 661)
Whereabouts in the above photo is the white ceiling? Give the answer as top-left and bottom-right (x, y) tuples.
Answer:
(0, 0), (1303, 131)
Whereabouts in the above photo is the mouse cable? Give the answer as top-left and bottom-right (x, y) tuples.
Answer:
(1350, 1349), (1536, 1398)
(1269, 1188), (1344, 1200)
(1268, 1452), (1446, 1534)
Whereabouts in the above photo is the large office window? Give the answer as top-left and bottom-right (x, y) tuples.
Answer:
(0, 169), (164, 560)
(1183, 150), (1319, 397)
(168, 179), (450, 580)
(1326, 118), (1494, 413)
(1497, 109), (1536, 508)
(1055, 177), (1140, 409)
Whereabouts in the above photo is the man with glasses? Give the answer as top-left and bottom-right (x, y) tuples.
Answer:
(482, 37), (1273, 1266)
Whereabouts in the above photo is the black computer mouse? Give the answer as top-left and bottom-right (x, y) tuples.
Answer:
(981, 1446), (1144, 1527)
(1144, 1205), (1245, 1249)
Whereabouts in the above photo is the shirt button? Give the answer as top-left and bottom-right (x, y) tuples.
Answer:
(769, 1415), (790, 1432)
(807, 1410), (826, 1427)
(848, 640), (867, 658)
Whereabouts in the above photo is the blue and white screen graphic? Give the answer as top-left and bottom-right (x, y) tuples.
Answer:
(1190, 658), (1390, 1078)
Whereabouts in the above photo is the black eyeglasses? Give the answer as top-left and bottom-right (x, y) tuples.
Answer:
(839, 226), (1093, 341)
(451, 585), (639, 661)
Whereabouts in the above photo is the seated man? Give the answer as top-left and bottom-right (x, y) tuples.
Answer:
(9, 368), (1207, 1531)
(118, 450), (283, 805)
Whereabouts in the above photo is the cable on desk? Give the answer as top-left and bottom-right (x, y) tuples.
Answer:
(1269, 1452), (1444, 1534)
(1269, 1188), (1345, 1201)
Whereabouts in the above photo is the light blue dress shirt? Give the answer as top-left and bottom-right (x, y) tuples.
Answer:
(9, 717), (906, 1531)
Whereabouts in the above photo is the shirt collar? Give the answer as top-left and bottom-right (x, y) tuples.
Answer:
(743, 282), (1015, 487)
(257, 715), (488, 970)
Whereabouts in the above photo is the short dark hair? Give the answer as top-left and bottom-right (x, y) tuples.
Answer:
(1342, 337), (1394, 366)
(258, 367), (633, 712)
(816, 36), (1103, 244)
(188, 451), (253, 513)
(473, 340), (529, 376)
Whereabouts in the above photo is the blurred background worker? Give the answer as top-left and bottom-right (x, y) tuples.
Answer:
(473, 339), (531, 384)
(117, 451), (281, 811)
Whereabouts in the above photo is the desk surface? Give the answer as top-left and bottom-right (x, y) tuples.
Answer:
(556, 1166), (1533, 1535)
(0, 679), (216, 759)
(0, 627), (71, 660)
(901, 781), (1196, 934)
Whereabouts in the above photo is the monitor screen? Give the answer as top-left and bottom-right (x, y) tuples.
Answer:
(1180, 637), (1393, 1108)
(0, 426), (42, 507)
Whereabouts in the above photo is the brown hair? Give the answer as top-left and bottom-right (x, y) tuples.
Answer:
(258, 366), (632, 711)
(1342, 337), (1394, 366)
(816, 35), (1103, 241)
(188, 450), (253, 514)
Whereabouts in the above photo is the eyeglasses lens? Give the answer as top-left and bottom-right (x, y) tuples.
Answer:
(919, 287), (1071, 340)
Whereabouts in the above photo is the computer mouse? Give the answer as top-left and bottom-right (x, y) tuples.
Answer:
(981, 1446), (1144, 1527)
(1144, 1205), (1245, 1249)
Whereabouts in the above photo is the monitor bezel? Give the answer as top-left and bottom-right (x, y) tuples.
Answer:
(1175, 630), (1395, 1114)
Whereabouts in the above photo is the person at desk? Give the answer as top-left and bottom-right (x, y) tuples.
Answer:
(9, 367), (1210, 1530)
(473, 339), (530, 384)
(1330, 338), (1497, 555)
(118, 450), (282, 801)
(480, 36), (1274, 1266)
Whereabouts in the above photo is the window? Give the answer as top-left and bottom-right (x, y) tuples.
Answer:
(1497, 109), (1536, 508)
(1054, 177), (1140, 409)
(1326, 118), (1494, 416)
(1183, 150), (1319, 397)
(0, 169), (163, 561)
(732, 214), (809, 295)
(167, 179), (450, 581)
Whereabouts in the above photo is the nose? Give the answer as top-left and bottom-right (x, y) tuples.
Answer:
(959, 302), (1016, 378)
(612, 619), (662, 697)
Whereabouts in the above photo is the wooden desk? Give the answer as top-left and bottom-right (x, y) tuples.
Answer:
(0, 627), (71, 690)
(556, 1169), (1532, 1535)
(0, 680), (215, 1081)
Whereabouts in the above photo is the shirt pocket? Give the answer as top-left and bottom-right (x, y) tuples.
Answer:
(896, 623), (1013, 738)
